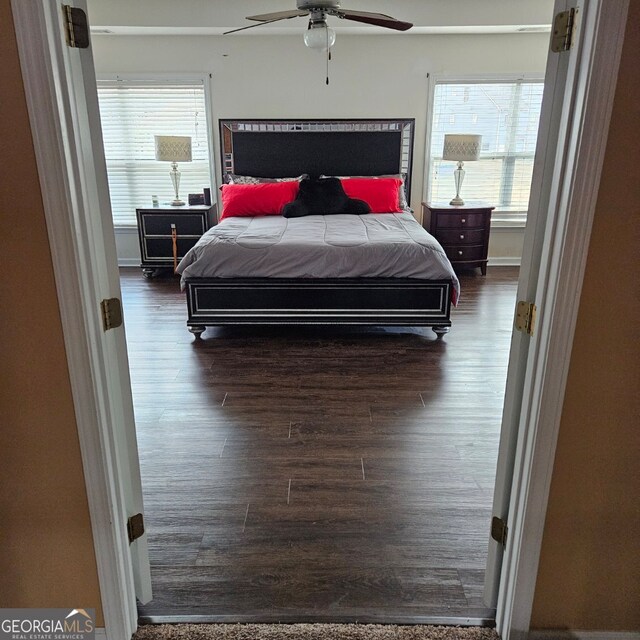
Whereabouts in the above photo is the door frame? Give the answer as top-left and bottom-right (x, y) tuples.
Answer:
(489, 2), (629, 637)
(482, 0), (575, 608)
(10, 1), (629, 639)
(10, 1), (149, 638)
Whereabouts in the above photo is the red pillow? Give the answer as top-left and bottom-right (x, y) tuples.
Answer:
(340, 178), (403, 213)
(220, 182), (298, 220)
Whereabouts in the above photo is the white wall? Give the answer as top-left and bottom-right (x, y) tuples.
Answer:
(87, 0), (554, 32)
(92, 33), (548, 264)
(87, 0), (554, 33)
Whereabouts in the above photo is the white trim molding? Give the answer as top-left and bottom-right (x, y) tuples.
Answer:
(492, 217), (528, 229)
(496, 1), (630, 638)
(11, 1), (141, 638)
(488, 257), (522, 267)
(530, 632), (640, 640)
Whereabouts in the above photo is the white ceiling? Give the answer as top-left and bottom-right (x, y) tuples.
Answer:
(87, 0), (554, 36)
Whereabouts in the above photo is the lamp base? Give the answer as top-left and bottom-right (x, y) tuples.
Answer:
(169, 162), (185, 207)
(449, 161), (466, 207)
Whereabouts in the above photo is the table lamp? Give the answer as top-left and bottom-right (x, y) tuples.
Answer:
(154, 135), (192, 206)
(442, 134), (482, 206)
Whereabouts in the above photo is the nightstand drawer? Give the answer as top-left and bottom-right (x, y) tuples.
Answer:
(436, 212), (486, 229)
(443, 244), (486, 262)
(143, 237), (200, 260)
(141, 213), (205, 236)
(436, 228), (486, 245)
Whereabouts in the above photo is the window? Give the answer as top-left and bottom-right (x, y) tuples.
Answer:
(97, 79), (213, 227)
(427, 79), (544, 222)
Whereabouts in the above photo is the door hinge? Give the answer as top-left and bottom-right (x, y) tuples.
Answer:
(101, 297), (123, 331)
(63, 5), (90, 49)
(551, 8), (577, 53)
(515, 300), (537, 336)
(127, 513), (145, 544)
(491, 516), (508, 547)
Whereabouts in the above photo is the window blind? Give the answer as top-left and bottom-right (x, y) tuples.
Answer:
(428, 81), (544, 216)
(97, 80), (212, 227)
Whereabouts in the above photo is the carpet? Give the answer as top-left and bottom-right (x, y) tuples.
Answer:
(133, 624), (500, 640)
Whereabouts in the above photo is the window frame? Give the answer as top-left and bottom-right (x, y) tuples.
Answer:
(96, 73), (217, 228)
(424, 73), (545, 228)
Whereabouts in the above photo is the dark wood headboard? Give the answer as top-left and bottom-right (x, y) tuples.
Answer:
(219, 119), (415, 200)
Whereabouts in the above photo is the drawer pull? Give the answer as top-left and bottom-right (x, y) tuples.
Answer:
(458, 250), (463, 256)
(461, 218), (466, 223)
(460, 234), (465, 239)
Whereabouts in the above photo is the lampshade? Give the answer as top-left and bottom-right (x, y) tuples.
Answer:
(154, 135), (192, 162)
(442, 134), (482, 162)
(304, 22), (336, 50)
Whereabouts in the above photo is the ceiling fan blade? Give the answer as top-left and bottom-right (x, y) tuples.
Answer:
(332, 9), (413, 31)
(246, 10), (309, 22)
(223, 14), (305, 35)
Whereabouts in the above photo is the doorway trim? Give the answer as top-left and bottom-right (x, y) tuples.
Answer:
(10, 1), (629, 639)
(492, 1), (629, 637)
(10, 2), (141, 639)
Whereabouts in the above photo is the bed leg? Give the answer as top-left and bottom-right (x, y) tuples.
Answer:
(432, 325), (450, 338)
(188, 325), (206, 339)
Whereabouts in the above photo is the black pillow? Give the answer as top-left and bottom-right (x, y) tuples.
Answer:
(282, 177), (371, 218)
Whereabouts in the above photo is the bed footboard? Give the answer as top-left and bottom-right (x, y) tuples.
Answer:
(184, 278), (452, 331)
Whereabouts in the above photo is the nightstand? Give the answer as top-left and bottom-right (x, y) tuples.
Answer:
(136, 204), (217, 278)
(422, 201), (494, 275)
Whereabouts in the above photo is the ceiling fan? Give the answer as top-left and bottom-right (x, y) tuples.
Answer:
(224, 0), (413, 49)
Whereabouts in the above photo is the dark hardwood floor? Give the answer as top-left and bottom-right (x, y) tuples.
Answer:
(120, 267), (519, 623)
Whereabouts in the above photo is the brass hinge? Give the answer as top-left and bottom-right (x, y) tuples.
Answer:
(127, 513), (145, 544)
(491, 516), (508, 547)
(515, 301), (537, 336)
(551, 8), (577, 53)
(101, 298), (123, 331)
(63, 5), (90, 49)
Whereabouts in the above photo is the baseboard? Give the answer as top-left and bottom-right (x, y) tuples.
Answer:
(117, 259), (140, 267)
(95, 628), (107, 640)
(530, 631), (640, 640)
(488, 257), (522, 267)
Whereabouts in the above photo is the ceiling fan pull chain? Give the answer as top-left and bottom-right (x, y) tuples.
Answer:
(326, 37), (331, 85)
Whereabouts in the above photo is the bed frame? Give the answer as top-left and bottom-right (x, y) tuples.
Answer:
(184, 118), (453, 337)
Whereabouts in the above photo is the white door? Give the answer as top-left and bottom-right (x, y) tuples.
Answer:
(48, 0), (153, 604)
(484, 0), (582, 606)
(13, 0), (155, 628)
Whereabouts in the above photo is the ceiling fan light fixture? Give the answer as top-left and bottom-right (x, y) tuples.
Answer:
(304, 21), (336, 50)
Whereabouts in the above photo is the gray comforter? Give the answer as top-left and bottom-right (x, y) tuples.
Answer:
(177, 212), (460, 302)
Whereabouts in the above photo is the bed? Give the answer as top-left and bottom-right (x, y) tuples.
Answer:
(177, 119), (459, 338)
